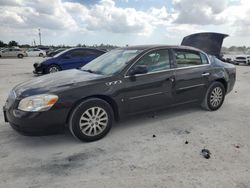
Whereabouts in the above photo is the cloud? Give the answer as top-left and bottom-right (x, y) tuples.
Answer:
(1, 0), (250, 46)
(0, 0), (173, 36)
(173, 0), (228, 25)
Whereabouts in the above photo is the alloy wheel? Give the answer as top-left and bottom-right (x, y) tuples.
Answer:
(79, 107), (108, 136)
(49, 66), (59, 73)
(210, 87), (223, 108)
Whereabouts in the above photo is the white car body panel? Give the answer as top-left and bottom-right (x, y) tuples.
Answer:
(26, 49), (46, 57)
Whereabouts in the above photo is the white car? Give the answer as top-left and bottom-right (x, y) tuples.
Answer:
(26, 48), (46, 57)
(235, 55), (250, 65)
(0, 48), (26, 58)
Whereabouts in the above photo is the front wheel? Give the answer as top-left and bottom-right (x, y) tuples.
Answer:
(69, 98), (113, 142)
(39, 53), (44, 57)
(17, 54), (24, 58)
(201, 82), (225, 111)
(46, 64), (60, 74)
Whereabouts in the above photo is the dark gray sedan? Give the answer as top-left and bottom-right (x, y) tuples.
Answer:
(3, 33), (236, 142)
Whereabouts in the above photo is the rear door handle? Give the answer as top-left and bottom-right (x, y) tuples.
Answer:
(202, 72), (210, 76)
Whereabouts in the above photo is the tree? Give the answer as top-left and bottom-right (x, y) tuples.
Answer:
(8, 40), (18, 47)
(0, 40), (7, 47)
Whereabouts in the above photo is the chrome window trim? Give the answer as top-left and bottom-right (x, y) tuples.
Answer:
(124, 49), (211, 78)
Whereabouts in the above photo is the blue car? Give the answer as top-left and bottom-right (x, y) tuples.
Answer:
(33, 48), (106, 74)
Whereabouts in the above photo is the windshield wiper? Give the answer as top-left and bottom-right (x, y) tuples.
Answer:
(82, 69), (95, 73)
(82, 69), (103, 75)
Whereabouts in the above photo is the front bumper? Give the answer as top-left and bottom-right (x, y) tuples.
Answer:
(235, 60), (248, 64)
(33, 63), (45, 74)
(3, 105), (68, 134)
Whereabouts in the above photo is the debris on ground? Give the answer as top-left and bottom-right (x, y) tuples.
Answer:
(152, 134), (156, 138)
(200, 149), (211, 159)
(185, 141), (189, 144)
(234, 144), (240, 149)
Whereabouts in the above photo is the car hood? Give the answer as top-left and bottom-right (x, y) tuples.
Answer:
(14, 69), (107, 98)
(181, 32), (228, 57)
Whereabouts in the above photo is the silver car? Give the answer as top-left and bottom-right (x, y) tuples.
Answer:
(0, 48), (26, 58)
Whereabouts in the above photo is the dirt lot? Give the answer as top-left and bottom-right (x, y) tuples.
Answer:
(0, 57), (250, 188)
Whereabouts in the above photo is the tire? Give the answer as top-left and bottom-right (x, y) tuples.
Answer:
(46, 64), (61, 74)
(69, 98), (113, 142)
(39, 53), (43, 57)
(17, 54), (24, 58)
(201, 81), (225, 111)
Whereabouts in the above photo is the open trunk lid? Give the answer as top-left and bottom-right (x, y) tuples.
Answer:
(181, 32), (228, 57)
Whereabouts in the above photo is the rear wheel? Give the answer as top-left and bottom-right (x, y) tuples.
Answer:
(39, 53), (43, 57)
(17, 54), (23, 58)
(69, 98), (113, 142)
(201, 82), (225, 111)
(46, 64), (60, 74)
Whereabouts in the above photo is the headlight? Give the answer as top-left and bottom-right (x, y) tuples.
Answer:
(18, 94), (58, 112)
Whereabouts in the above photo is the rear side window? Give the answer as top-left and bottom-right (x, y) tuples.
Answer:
(174, 49), (202, 67)
(69, 49), (103, 57)
(200, 53), (209, 64)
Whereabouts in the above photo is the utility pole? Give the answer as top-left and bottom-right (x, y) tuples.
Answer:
(38, 28), (41, 46)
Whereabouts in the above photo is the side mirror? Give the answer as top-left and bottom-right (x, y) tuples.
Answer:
(129, 65), (148, 76)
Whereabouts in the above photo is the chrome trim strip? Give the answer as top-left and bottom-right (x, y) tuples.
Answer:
(129, 92), (163, 100)
(178, 84), (206, 91)
(124, 64), (210, 78)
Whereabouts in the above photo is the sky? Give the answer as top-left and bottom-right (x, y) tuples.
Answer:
(0, 0), (250, 47)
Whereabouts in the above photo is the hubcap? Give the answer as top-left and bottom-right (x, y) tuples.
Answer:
(210, 87), (223, 107)
(79, 107), (108, 136)
(49, 66), (59, 73)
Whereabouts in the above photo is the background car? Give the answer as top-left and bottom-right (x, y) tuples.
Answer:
(26, 48), (46, 57)
(234, 55), (250, 65)
(33, 47), (106, 74)
(0, 48), (26, 58)
(37, 46), (51, 55)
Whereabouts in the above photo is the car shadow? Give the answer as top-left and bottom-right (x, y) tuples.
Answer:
(112, 103), (201, 132)
(6, 103), (203, 147)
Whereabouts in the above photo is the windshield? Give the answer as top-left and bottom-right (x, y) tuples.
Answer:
(81, 49), (142, 75)
(53, 48), (69, 57)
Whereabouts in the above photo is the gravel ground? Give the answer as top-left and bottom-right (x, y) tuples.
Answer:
(0, 57), (250, 188)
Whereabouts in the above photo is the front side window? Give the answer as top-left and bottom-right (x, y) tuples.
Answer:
(174, 49), (202, 67)
(135, 49), (170, 73)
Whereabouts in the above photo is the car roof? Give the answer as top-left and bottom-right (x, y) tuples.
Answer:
(67, 47), (106, 52)
(120, 45), (203, 53)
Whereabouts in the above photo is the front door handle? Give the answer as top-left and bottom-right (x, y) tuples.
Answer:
(169, 76), (175, 82)
(202, 72), (210, 77)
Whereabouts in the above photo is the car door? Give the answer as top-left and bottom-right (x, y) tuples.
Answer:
(123, 49), (175, 114)
(2, 49), (11, 57)
(172, 49), (211, 104)
(30, 49), (38, 56)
